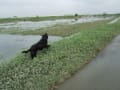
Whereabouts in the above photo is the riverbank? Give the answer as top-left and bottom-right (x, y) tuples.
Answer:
(0, 35), (62, 62)
(57, 20), (120, 90)
(0, 14), (118, 23)
(0, 19), (120, 90)
(0, 15), (79, 23)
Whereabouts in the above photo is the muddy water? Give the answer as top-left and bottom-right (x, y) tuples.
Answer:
(0, 17), (109, 31)
(57, 35), (120, 90)
(0, 34), (62, 62)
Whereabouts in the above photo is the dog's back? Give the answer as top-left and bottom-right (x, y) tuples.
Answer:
(22, 33), (50, 59)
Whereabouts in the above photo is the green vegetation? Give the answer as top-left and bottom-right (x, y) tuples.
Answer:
(23, 20), (110, 36)
(0, 14), (119, 23)
(0, 20), (111, 36)
(0, 20), (120, 90)
(0, 15), (80, 23)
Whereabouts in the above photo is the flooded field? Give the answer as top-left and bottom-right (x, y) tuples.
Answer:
(0, 17), (112, 62)
(0, 17), (110, 31)
(0, 34), (62, 62)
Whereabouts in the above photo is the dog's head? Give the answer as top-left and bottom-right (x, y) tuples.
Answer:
(42, 33), (48, 40)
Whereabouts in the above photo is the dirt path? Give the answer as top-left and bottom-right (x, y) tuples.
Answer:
(57, 35), (120, 90)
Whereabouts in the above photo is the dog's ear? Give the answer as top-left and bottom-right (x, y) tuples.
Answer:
(42, 33), (47, 36)
(42, 33), (48, 39)
(44, 33), (48, 36)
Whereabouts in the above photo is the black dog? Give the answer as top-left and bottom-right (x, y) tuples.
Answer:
(22, 33), (50, 59)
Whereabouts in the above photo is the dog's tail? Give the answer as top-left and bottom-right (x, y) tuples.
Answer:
(22, 49), (30, 53)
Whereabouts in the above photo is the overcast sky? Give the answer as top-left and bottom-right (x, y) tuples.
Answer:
(0, 0), (120, 17)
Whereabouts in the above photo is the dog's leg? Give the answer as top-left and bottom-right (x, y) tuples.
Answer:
(30, 51), (37, 59)
(46, 45), (50, 48)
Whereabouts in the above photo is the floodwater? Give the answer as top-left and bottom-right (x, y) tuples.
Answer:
(108, 17), (120, 24)
(0, 34), (62, 62)
(0, 17), (110, 31)
(57, 35), (120, 90)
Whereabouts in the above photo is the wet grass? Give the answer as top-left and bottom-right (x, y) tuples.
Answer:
(0, 20), (111, 37)
(0, 20), (120, 90)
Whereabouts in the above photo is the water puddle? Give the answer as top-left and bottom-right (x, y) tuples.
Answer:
(0, 34), (62, 62)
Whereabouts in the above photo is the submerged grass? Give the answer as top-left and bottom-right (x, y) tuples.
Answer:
(0, 21), (120, 90)
(0, 20), (111, 36)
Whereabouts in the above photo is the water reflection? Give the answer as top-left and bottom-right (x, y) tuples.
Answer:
(0, 34), (62, 62)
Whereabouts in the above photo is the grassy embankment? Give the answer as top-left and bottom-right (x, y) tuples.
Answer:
(0, 14), (119, 23)
(0, 15), (79, 23)
(0, 20), (120, 90)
